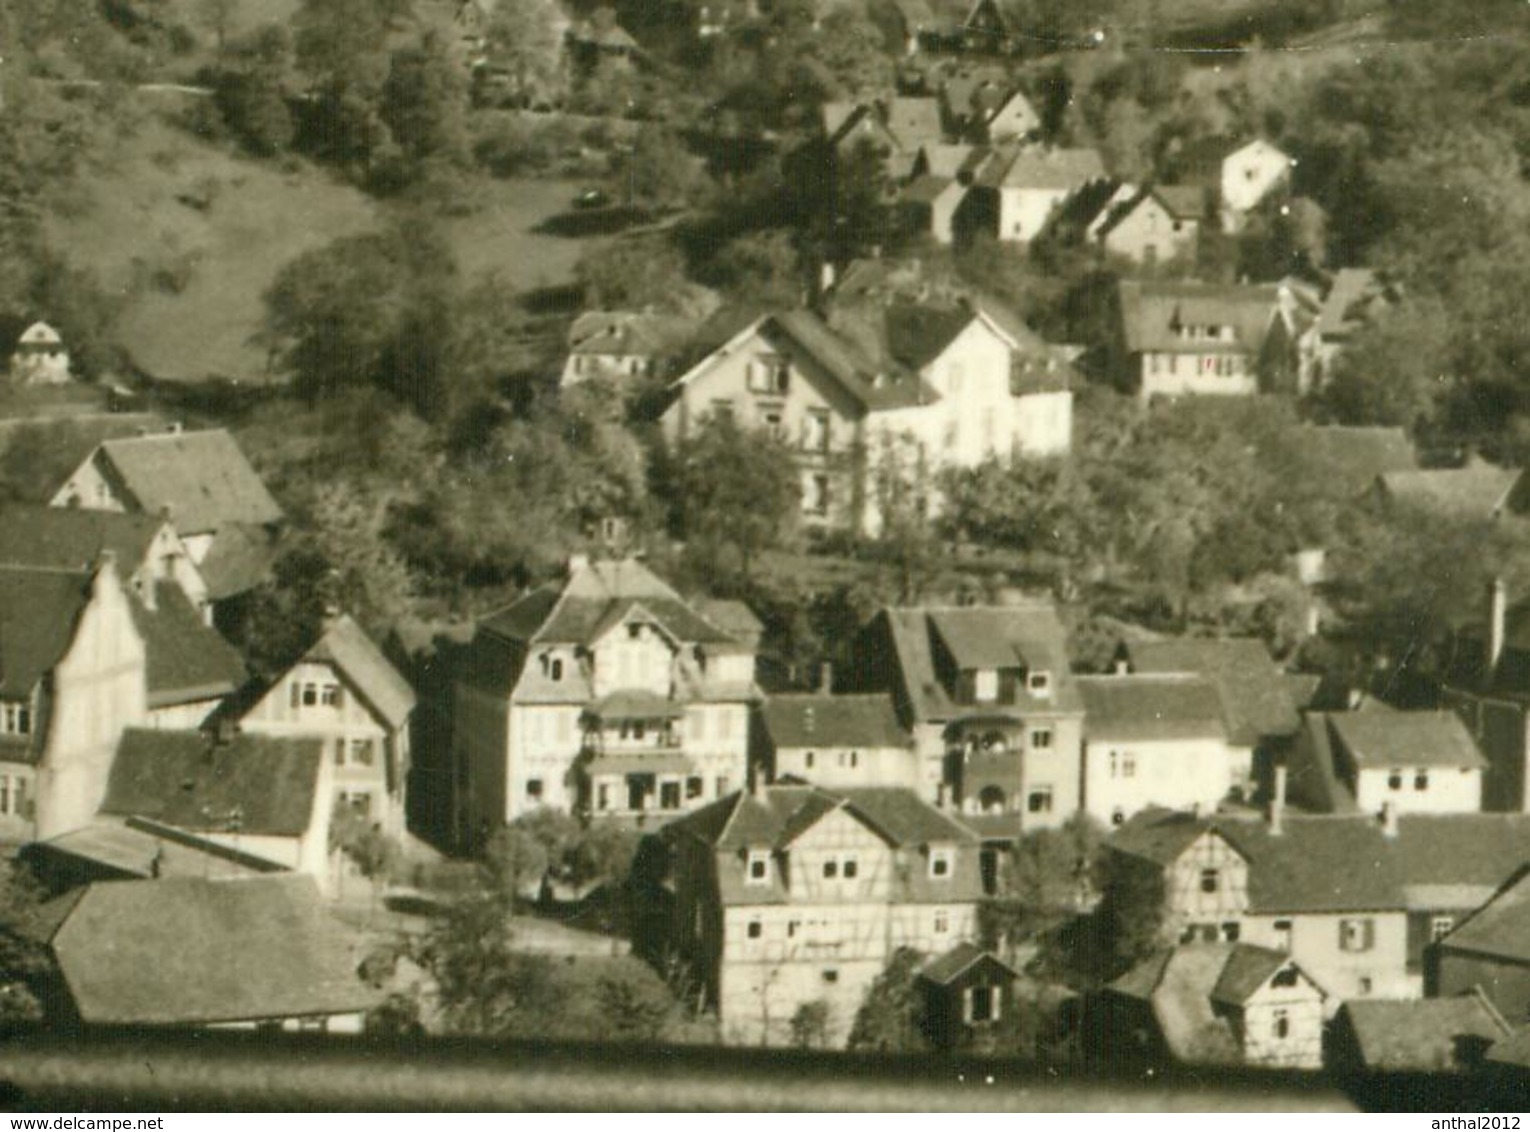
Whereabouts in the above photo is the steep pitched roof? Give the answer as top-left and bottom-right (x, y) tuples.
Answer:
(1341, 993), (1512, 1071)
(984, 146), (1107, 191)
(919, 941), (1018, 986)
(1112, 809), (1406, 914)
(302, 614), (416, 729)
(129, 583), (246, 707)
(101, 728), (323, 838)
(1210, 943), (1294, 1006)
(1377, 463), (1520, 521)
(1393, 814), (1530, 906)
(883, 97), (944, 150)
(880, 602), (1082, 723)
(43, 875), (377, 1025)
(567, 311), (688, 358)
(31, 817), (281, 882)
(1152, 184), (1208, 220)
(842, 786), (979, 846)
(1439, 865), (1530, 963)
(1118, 280), (1281, 357)
(0, 566), (93, 701)
(1128, 638), (1299, 746)
(1076, 674), (1227, 743)
(1279, 426), (1416, 498)
(94, 429), (283, 536)
(0, 506), (165, 575)
(1328, 710), (1487, 770)
(1286, 713), (1360, 814)
(762, 693), (909, 750)
(195, 522), (278, 600)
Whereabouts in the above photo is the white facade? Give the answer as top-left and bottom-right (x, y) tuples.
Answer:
(10, 322), (71, 384)
(1221, 140), (1292, 220)
(772, 744), (919, 791)
(1139, 349), (1258, 401)
(996, 186), (1072, 243)
(1353, 764), (1482, 816)
(1083, 736), (1231, 828)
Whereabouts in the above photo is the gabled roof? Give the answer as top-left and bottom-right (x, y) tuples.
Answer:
(42, 875), (377, 1026)
(1286, 713), (1360, 814)
(196, 522), (277, 600)
(879, 602), (1082, 723)
(0, 566), (95, 702)
(1118, 280), (1281, 357)
(981, 146), (1107, 191)
(1277, 426), (1416, 498)
(1210, 943), (1299, 1006)
(567, 311), (688, 358)
(1328, 710), (1486, 771)
(841, 787), (978, 847)
(101, 728), (324, 838)
(1393, 814), (1530, 906)
(1077, 674), (1226, 743)
(918, 143), (981, 180)
(92, 429), (283, 536)
(883, 97), (943, 150)
(900, 173), (960, 206)
(761, 693), (909, 750)
(1112, 809), (1406, 914)
(1438, 865), (1530, 963)
(884, 303), (976, 372)
(1127, 638), (1298, 746)
(1341, 993), (1513, 1072)
(919, 941), (1018, 986)
(130, 583), (247, 707)
(1317, 268), (1394, 341)
(1152, 184), (1208, 220)
(1377, 462), (1521, 522)
(0, 505), (167, 575)
(301, 613), (416, 730)
(30, 816), (281, 882)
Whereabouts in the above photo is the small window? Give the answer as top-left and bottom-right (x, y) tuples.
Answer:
(549, 658), (564, 682)
(628, 623), (643, 640)
(1414, 770), (1429, 791)
(321, 684), (342, 707)
(747, 920), (762, 940)
(1358, 976), (1373, 995)
(1431, 916), (1455, 942)
(1030, 728), (1052, 749)
(526, 779), (543, 799)
(930, 849), (953, 879)
(934, 909), (949, 934)
(1272, 1009), (1290, 1039)
(1200, 868), (1220, 894)
(1274, 919), (1293, 949)
(1027, 671), (1051, 695)
(1111, 809), (1126, 826)
(787, 920), (799, 938)
(350, 739), (374, 767)
(1122, 755), (1136, 778)
(969, 984), (995, 1023)
(289, 682), (302, 710)
(747, 852), (769, 882)
(1272, 966), (1299, 988)
(804, 751), (815, 769)
(597, 784), (610, 810)
(843, 858), (858, 879)
(686, 776), (703, 799)
(822, 969), (839, 984)
(1340, 918), (1374, 953)
(823, 860), (839, 880)
(302, 684), (318, 707)
(849, 751), (859, 769)
(1027, 788), (1053, 814)
(1387, 769), (1403, 791)
(1220, 921), (1240, 943)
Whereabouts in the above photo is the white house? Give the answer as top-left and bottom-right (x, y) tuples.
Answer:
(240, 613), (418, 839)
(1220, 139), (1293, 221)
(1291, 710), (1486, 817)
(965, 145), (1107, 244)
(9, 321), (71, 384)
(759, 693), (917, 790)
(1077, 674), (1232, 828)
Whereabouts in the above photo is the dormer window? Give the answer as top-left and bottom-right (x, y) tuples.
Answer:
(929, 847), (954, 879)
(974, 669), (998, 703)
(0, 703), (29, 736)
(746, 850), (770, 883)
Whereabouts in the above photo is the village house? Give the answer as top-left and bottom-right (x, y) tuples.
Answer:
(899, 174), (969, 245)
(983, 90), (1040, 144)
(841, 599), (1083, 838)
(21, 875), (378, 1031)
(1169, 136), (1292, 232)
(822, 97), (945, 180)
(0, 503), (210, 620)
(1090, 185), (1206, 266)
(1300, 268), (1400, 391)
(1443, 579), (1530, 812)
(915, 942), (1022, 1049)
(238, 613), (417, 840)
(560, 311), (690, 388)
(1075, 674), (1231, 828)
(7, 321), (71, 384)
(1106, 801), (1412, 1009)
(49, 427), (285, 609)
(636, 783), (984, 1046)
(452, 557), (758, 847)
(758, 692), (916, 790)
(937, 76), (1006, 139)
(959, 145), (1108, 244)
(1114, 280), (1303, 401)
(1329, 991), (1515, 1074)
(0, 558), (247, 846)
(1118, 637), (1300, 803)
(1430, 865), (1530, 1023)
(662, 303), (1072, 535)
(1286, 709), (1486, 817)
(1098, 943), (1327, 1070)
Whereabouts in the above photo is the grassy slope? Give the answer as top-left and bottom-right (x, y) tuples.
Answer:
(44, 113), (604, 384)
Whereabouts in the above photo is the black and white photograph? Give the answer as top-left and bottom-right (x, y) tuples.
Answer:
(0, 0), (1529, 1115)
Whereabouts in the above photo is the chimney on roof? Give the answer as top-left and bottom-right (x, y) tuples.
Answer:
(1489, 577), (1508, 676)
(1380, 800), (1399, 839)
(1269, 764), (1287, 836)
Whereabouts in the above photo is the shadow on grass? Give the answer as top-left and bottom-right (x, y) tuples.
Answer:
(533, 206), (655, 237)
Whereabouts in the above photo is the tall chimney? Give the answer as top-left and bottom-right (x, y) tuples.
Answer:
(1269, 764), (1287, 836)
(1488, 577), (1508, 676)
(1381, 800), (1399, 839)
